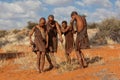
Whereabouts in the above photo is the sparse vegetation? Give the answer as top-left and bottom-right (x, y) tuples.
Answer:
(90, 17), (120, 45)
(16, 34), (25, 41)
(0, 28), (30, 47)
(98, 17), (120, 42)
(3, 44), (18, 53)
(0, 59), (9, 68)
(58, 59), (79, 73)
(12, 29), (20, 34)
(14, 53), (37, 70)
(26, 21), (38, 29)
(0, 30), (8, 38)
(87, 22), (97, 29)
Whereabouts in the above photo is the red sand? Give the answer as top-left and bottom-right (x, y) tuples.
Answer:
(0, 44), (120, 80)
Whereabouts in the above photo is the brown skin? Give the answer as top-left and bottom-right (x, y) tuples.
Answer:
(29, 19), (48, 73)
(61, 23), (72, 64)
(48, 17), (63, 42)
(81, 16), (87, 27)
(71, 14), (87, 68)
(46, 16), (63, 68)
(70, 15), (84, 32)
(61, 23), (72, 33)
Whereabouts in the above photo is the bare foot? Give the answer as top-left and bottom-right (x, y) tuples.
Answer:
(54, 64), (59, 69)
(83, 61), (88, 68)
(40, 70), (45, 73)
(49, 64), (54, 70)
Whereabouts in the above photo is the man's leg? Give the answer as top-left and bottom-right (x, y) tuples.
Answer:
(65, 52), (71, 64)
(76, 51), (83, 68)
(45, 53), (53, 69)
(78, 43), (87, 68)
(79, 50), (88, 68)
(50, 52), (58, 68)
(36, 51), (41, 73)
(76, 42), (84, 68)
(40, 52), (45, 72)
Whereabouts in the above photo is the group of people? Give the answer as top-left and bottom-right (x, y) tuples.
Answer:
(29, 11), (90, 73)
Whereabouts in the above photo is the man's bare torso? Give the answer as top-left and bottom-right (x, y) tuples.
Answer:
(75, 15), (84, 32)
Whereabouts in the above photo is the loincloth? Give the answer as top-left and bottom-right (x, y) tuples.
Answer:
(75, 32), (90, 51)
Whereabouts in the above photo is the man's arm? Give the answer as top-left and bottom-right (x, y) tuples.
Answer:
(62, 26), (72, 33)
(61, 27), (68, 33)
(45, 31), (48, 48)
(29, 27), (35, 45)
(55, 22), (63, 42)
(70, 19), (77, 34)
(70, 16), (75, 25)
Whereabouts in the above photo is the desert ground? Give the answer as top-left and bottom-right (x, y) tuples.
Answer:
(0, 43), (120, 80)
(0, 28), (120, 80)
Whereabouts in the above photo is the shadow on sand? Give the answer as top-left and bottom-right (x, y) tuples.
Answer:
(58, 56), (103, 69)
(85, 56), (103, 64)
(42, 56), (103, 72)
(0, 52), (25, 60)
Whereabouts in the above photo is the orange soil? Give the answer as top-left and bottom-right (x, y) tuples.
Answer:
(0, 44), (120, 80)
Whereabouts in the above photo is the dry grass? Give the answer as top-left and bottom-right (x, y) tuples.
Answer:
(57, 58), (79, 73)
(0, 28), (30, 48)
(105, 37), (117, 45)
(90, 17), (120, 46)
(89, 59), (105, 67)
(0, 59), (9, 68)
(3, 44), (19, 53)
(0, 43), (32, 71)
(0, 30), (8, 38)
(14, 52), (37, 70)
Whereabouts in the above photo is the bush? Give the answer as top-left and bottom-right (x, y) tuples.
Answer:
(90, 17), (120, 45)
(26, 21), (38, 29)
(16, 34), (25, 41)
(98, 17), (120, 43)
(12, 29), (20, 34)
(87, 22), (97, 29)
(0, 30), (8, 38)
(0, 39), (9, 48)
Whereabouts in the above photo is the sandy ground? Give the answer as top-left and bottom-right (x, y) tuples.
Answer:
(0, 44), (120, 80)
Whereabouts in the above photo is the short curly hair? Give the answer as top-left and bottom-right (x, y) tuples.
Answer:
(71, 11), (78, 17)
(48, 15), (54, 19)
(62, 21), (67, 24)
(39, 17), (46, 22)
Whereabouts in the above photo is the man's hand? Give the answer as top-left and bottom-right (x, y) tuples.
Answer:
(60, 37), (63, 43)
(45, 44), (48, 48)
(70, 19), (74, 24)
(30, 40), (34, 45)
(72, 30), (77, 34)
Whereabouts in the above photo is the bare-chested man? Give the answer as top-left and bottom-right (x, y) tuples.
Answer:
(81, 14), (90, 48)
(29, 17), (48, 73)
(70, 11), (90, 68)
(46, 15), (63, 68)
(61, 21), (74, 64)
